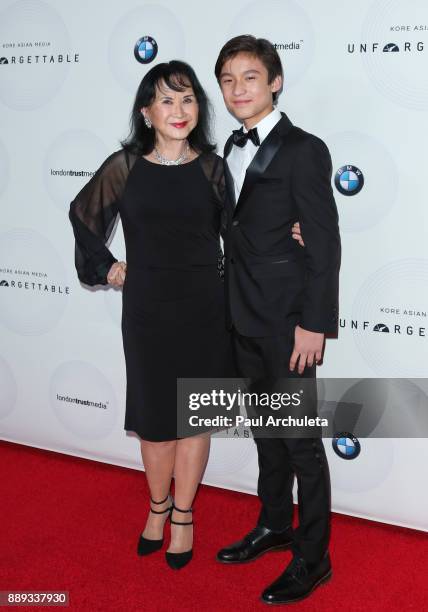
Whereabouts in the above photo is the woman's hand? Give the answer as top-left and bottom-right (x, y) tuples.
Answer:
(292, 222), (305, 247)
(107, 261), (127, 287)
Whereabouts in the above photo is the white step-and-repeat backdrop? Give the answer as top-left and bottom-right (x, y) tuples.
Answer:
(1, 0), (427, 531)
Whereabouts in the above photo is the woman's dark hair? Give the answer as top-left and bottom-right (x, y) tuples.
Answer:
(214, 35), (283, 103)
(121, 60), (215, 156)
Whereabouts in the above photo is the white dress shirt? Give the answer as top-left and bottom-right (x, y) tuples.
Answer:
(227, 108), (282, 203)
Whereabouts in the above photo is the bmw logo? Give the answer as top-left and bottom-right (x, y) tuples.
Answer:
(134, 36), (158, 64)
(334, 165), (364, 196)
(332, 432), (361, 460)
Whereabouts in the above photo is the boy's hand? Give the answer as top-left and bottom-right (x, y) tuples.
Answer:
(290, 325), (324, 374)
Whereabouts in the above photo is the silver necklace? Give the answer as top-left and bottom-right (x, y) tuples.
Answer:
(153, 141), (189, 165)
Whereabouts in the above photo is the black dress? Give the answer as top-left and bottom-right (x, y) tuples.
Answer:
(69, 150), (235, 441)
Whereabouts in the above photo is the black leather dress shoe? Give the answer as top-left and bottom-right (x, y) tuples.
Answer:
(261, 553), (332, 604)
(216, 525), (293, 564)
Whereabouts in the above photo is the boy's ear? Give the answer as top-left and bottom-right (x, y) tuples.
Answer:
(270, 75), (283, 94)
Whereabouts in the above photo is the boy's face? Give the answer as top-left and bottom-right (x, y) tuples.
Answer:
(218, 52), (282, 128)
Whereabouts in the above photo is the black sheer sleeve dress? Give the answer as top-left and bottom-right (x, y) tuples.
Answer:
(69, 150), (234, 441)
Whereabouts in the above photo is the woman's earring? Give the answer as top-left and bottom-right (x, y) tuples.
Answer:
(144, 115), (152, 129)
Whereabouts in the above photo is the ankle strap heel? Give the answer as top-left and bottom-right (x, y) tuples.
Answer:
(170, 502), (193, 525)
(137, 494), (173, 557)
(165, 503), (194, 569)
(150, 494), (173, 515)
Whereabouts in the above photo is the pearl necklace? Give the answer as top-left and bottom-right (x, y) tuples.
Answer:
(153, 141), (189, 166)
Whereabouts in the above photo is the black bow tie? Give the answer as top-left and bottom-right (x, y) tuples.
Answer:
(232, 127), (260, 148)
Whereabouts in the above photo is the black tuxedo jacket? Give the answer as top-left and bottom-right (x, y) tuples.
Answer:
(222, 112), (341, 338)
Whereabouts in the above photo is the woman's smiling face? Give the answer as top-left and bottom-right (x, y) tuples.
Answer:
(142, 77), (199, 142)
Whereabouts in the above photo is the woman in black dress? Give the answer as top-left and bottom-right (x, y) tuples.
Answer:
(69, 61), (234, 570)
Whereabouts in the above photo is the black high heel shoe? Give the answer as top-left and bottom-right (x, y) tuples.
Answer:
(165, 503), (193, 570)
(137, 494), (172, 556)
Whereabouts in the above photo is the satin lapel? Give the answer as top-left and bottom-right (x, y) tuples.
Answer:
(224, 160), (236, 211)
(223, 134), (236, 211)
(234, 114), (292, 217)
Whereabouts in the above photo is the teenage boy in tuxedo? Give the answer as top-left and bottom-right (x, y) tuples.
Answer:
(215, 35), (341, 605)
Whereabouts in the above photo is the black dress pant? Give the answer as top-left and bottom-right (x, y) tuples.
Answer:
(231, 327), (331, 565)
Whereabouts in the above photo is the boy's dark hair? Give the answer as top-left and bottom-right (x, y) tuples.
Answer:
(214, 35), (283, 103)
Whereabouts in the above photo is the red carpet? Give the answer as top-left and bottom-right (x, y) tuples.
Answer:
(1, 439), (427, 611)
